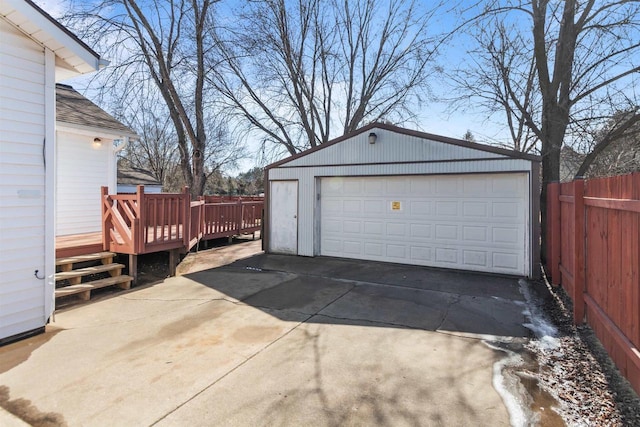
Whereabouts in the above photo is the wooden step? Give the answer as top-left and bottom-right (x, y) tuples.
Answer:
(55, 263), (125, 282)
(55, 275), (133, 301)
(56, 252), (115, 266)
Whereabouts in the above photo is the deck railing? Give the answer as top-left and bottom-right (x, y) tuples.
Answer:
(101, 186), (263, 255)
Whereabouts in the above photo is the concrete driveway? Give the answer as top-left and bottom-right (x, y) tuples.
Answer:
(0, 251), (532, 426)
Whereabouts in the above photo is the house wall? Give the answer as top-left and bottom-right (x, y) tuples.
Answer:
(56, 130), (116, 235)
(0, 18), (50, 341)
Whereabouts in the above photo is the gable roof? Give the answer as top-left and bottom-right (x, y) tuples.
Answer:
(117, 166), (162, 187)
(56, 84), (137, 137)
(0, 0), (105, 79)
(267, 122), (541, 169)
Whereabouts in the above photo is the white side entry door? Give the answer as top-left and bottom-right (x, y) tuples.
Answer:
(269, 180), (298, 254)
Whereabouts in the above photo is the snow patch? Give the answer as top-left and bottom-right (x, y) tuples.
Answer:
(486, 342), (533, 427)
(518, 279), (560, 351)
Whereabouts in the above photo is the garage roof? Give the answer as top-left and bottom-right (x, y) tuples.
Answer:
(268, 122), (541, 169)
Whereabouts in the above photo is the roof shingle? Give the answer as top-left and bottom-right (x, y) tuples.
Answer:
(56, 84), (136, 136)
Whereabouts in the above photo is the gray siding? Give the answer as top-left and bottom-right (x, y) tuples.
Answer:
(283, 128), (508, 168)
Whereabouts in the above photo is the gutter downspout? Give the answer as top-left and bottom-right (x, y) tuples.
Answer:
(114, 136), (129, 154)
(111, 136), (130, 194)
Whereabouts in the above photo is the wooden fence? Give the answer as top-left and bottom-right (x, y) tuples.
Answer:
(546, 172), (640, 394)
(101, 186), (263, 256)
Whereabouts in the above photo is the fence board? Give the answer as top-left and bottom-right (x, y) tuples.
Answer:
(546, 172), (640, 396)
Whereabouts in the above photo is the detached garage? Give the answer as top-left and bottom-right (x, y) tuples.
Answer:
(264, 123), (541, 278)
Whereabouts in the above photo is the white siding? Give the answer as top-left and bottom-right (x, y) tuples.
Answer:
(56, 130), (115, 235)
(0, 18), (48, 340)
(269, 158), (534, 258)
(283, 129), (508, 167)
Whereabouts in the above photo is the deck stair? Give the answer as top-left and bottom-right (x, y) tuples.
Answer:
(55, 252), (132, 301)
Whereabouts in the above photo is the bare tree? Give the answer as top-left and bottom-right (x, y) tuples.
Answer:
(578, 110), (640, 177)
(450, 0), (640, 260)
(209, 0), (443, 156)
(448, 22), (541, 153)
(119, 101), (180, 190)
(64, 0), (241, 197)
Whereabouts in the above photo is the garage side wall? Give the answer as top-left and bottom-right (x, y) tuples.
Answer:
(268, 158), (536, 269)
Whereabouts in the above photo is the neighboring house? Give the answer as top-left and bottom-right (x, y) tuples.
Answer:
(117, 166), (163, 194)
(265, 123), (541, 278)
(0, 0), (106, 343)
(56, 83), (137, 236)
(560, 146), (586, 182)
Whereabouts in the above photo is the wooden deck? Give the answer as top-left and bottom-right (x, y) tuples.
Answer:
(56, 232), (103, 258)
(57, 187), (263, 261)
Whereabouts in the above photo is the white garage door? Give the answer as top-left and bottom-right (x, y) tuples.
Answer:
(320, 174), (529, 276)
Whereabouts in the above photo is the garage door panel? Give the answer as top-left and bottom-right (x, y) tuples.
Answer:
(386, 223), (407, 236)
(493, 227), (520, 244)
(435, 224), (458, 240)
(409, 178), (434, 194)
(463, 178), (486, 194)
(343, 240), (362, 254)
(320, 174), (528, 275)
(435, 248), (458, 264)
(364, 242), (383, 256)
(410, 246), (432, 261)
(364, 221), (384, 234)
(492, 202), (520, 218)
(364, 200), (384, 213)
(463, 201), (488, 217)
(343, 220), (361, 233)
(463, 250), (487, 267)
(386, 244), (407, 258)
(436, 177), (458, 194)
(410, 201), (433, 215)
(463, 226), (487, 242)
(410, 223), (431, 238)
(493, 252), (519, 270)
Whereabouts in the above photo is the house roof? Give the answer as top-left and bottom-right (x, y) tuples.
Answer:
(266, 122), (541, 170)
(56, 84), (137, 137)
(0, 0), (105, 80)
(117, 166), (162, 187)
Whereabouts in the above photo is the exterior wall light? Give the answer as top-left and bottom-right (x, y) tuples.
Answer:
(368, 132), (377, 144)
(92, 137), (102, 148)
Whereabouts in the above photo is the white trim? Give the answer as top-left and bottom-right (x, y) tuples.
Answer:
(1, 0), (101, 77)
(57, 123), (137, 140)
(44, 47), (55, 321)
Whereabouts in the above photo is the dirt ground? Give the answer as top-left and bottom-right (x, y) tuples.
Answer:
(526, 278), (640, 426)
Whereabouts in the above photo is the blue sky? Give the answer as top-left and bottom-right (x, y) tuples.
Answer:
(37, 0), (510, 173)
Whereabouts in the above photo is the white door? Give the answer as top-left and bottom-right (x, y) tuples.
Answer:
(320, 174), (529, 276)
(269, 180), (298, 254)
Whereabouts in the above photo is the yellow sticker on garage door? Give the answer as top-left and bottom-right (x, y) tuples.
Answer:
(391, 201), (401, 210)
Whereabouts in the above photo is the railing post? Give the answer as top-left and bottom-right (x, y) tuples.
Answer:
(547, 182), (561, 285)
(136, 185), (145, 253)
(183, 186), (190, 248)
(237, 199), (243, 235)
(574, 178), (586, 325)
(101, 186), (110, 251)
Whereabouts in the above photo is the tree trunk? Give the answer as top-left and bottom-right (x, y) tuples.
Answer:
(539, 104), (566, 264)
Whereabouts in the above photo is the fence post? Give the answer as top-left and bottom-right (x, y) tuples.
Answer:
(547, 182), (561, 285)
(573, 178), (586, 324)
